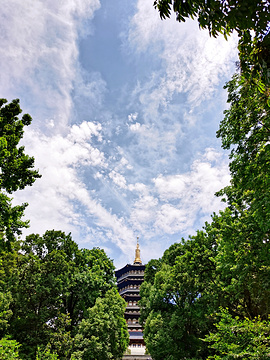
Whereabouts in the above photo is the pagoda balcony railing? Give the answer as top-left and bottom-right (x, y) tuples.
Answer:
(123, 294), (141, 299)
(127, 323), (142, 328)
(117, 272), (144, 282)
(125, 309), (140, 314)
(119, 288), (140, 295)
(126, 305), (140, 310)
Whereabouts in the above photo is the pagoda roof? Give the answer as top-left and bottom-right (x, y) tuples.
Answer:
(115, 263), (145, 278)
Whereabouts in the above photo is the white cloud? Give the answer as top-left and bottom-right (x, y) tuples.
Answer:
(128, 183), (148, 194)
(13, 122), (136, 257)
(69, 121), (103, 143)
(129, 122), (143, 132)
(130, 195), (159, 235)
(109, 171), (127, 189)
(0, 0), (101, 130)
(154, 175), (187, 200)
(128, 113), (138, 122)
(155, 204), (190, 234)
(127, 148), (230, 238)
(153, 148), (230, 224)
(127, 0), (238, 112)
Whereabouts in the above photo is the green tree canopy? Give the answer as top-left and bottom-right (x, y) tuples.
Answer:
(6, 230), (118, 359)
(140, 231), (218, 360)
(204, 309), (270, 359)
(72, 288), (129, 360)
(140, 201), (270, 359)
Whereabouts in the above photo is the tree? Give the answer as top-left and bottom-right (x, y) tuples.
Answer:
(153, 0), (269, 38)
(72, 288), (129, 360)
(213, 33), (270, 320)
(0, 99), (40, 193)
(140, 231), (220, 360)
(216, 69), (270, 243)
(0, 98), (41, 250)
(63, 247), (116, 330)
(210, 209), (270, 320)
(7, 230), (117, 359)
(9, 231), (76, 359)
(204, 308), (270, 359)
(140, 206), (270, 359)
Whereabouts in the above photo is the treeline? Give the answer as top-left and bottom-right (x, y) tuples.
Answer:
(0, 99), (129, 359)
(139, 1), (270, 359)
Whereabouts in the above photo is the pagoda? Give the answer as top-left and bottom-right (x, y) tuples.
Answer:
(115, 238), (146, 355)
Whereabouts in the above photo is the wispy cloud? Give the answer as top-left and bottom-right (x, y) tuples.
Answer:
(0, 0), (101, 130)
(127, 0), (238, 109)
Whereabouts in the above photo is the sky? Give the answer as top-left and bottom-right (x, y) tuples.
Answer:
(1, 0), (238, 269)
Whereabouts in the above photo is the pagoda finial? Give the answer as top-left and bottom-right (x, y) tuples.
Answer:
(134, 236), (142, 264)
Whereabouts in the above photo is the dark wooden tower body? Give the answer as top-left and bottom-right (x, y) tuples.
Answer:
(115, 240), (146, 354)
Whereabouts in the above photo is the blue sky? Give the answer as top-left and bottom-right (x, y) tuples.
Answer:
(1, 0), (238, 268)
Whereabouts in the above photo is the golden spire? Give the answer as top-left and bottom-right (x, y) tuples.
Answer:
(134, 236), (142, 264)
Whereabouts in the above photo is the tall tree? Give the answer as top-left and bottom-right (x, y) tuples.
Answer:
(61, 246), (116, 331)
(0, 99), (41, 358)
(9, 231), (77, 359)
(0, 98), (41, 250)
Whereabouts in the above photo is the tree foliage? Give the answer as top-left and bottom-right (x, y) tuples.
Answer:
(153, 0), (269, 38)
(0, 337), (21, 360)
(0, 99), (41, 193)
(140, 231), (218, 360)
(72, 288), (129, 360)
(0, 230), (128, 359)
(4, 230), (119, 359)
(205, 309), (270, 359)
(0, 98), (41, 250)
